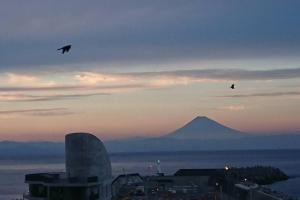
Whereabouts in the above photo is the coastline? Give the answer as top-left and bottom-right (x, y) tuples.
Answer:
(1, 149), (300, 200)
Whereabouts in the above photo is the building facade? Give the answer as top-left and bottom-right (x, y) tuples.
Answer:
(24, 133), (112, 200)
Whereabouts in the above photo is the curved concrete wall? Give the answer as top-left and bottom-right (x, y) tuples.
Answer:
(65, 132), (112, 181)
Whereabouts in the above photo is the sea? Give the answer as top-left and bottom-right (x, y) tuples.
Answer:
(0, 149), (299, 200)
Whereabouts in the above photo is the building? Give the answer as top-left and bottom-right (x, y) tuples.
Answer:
(24, 132), (112, 200)
(111, 173), (144, 199)
(144, 169), (221, 199)
(234, 182), (284, 200)
(111, 169), (223, 200)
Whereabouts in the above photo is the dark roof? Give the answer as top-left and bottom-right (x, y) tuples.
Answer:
(25, 173), (61, 183)
(112, 173), (143, 184)
(25, 173), (98, 183)
(174, 169), (224, 176)
(154, 179), (174, 183)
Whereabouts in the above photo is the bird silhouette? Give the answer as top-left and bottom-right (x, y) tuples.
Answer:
(230, 83), (235, 89)
(57, 45), (71, 54)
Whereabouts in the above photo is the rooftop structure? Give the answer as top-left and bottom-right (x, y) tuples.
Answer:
(24, 132), (112, 200)
(111, 173), (144, 199)
(65, 132), (112, 181)
(174, 168), (225, 176)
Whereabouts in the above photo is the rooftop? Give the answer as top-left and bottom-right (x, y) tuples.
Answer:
(174, 169), (225, 176)
(25, 172), (101, 187)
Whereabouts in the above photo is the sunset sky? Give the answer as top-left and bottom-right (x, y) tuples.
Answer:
(1, 0), (300, 141)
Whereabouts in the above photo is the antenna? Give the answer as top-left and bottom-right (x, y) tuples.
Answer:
(147, 164), (153, 175)
(156, 160), (162, 175)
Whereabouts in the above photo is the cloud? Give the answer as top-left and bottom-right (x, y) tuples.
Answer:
(75, 67), (300, 89)
(1, 1), (300, 71)
(217, 105), (246, 111)
(0, 108), (75, 118)
(0, 67), (299, 96)
(129, 68), (300, 81)
(0, 73), (55, 87)
(6, 73), (39, 85)
(74, 72), (134, 85)
(73, 67), (300, 89)
(219, 91), (300, 98)
(0, 67), (299, 103)
(0, 92), (109, 102)
(0, 84), (145, 92)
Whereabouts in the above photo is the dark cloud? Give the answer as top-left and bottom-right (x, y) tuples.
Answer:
(129, 67), (300, 81)
(0, 84), (145, 92)
(0, 108), (75, 116)
(219, 91), (300, 98)
(0, 92), (109, 102)
(1, 1), (300, 71)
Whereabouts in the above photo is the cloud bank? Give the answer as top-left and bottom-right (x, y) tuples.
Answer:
(1, 1), (300, 71)
(0, 108), (74, 118)
(0, 67), (299, 102)
(219, 91), (300, 98)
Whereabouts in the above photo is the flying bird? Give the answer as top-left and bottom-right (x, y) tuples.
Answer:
(57, 45), (72, 54)
(230, 83), (235, 89)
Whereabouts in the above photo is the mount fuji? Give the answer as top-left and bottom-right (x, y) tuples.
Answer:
(165, 116), (245, 140)
(1, 116), (300, 155)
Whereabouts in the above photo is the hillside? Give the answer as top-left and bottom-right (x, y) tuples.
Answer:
(165, 116), (245, 140)
(1, 117), (300, 154)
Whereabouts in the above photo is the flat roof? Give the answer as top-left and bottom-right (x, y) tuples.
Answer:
(174, 169), (224, 176)
(25, 172), (101, 187)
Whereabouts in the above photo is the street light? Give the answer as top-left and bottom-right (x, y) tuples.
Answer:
(215, 182), (223, 200)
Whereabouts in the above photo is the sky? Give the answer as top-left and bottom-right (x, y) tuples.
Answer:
(1, 0), (300, 141)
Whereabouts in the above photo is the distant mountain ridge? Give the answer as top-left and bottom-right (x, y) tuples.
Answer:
(1, 116), (300, 155)
(0, 140), (64, 158)
(165, 116), (245, 140)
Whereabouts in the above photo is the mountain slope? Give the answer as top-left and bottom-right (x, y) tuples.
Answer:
(1, 117), (300, 154)
(165, 116), (245, 140)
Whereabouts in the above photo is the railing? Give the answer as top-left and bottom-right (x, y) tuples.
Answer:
(23, 193), (47, 200)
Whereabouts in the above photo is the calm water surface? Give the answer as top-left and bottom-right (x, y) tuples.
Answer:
(0, 150), (299, 200)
